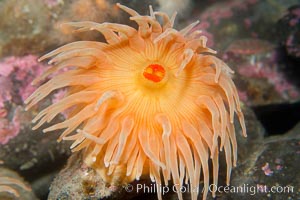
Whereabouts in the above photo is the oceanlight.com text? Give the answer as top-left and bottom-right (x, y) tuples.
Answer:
(123, 183), (294, 196)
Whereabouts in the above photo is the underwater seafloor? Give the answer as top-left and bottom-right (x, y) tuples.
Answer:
(0, 0), (299, 200)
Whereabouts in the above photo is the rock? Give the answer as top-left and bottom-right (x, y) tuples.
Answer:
(276, 5), (300, 59)
(48, 152), (148, 200)
(0, 0), (163, 57)
(0, 108), (71, 199)
(188, 0), (300, 107)
(235, 77), (287, 106)
(225, 122), (300, 200)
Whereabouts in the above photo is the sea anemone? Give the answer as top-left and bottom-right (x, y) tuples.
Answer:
(0, 176), (30, 197)
(0, 161), (31, 197)
(25, 3), (246, 200)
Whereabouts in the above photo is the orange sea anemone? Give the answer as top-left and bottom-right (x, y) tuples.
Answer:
(0, 162), (31, 198)
(25, 3), (246, 200)
(0, 176), (30, 197)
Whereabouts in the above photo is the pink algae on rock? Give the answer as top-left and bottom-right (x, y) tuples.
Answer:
(0, 55), (45, 103)
(0, 55), (45, 144)
(226, 39), (274, 56)
(0, 77), (12, 109)
(238, 63), (299, 100)
(0, 107), (21, 145)
(43, 0), (63, 8)
(261, 162), (273, 176)
(199, 0), (257, 26)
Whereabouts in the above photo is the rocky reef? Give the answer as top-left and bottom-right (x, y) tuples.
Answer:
(0, 0), (299, 200)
